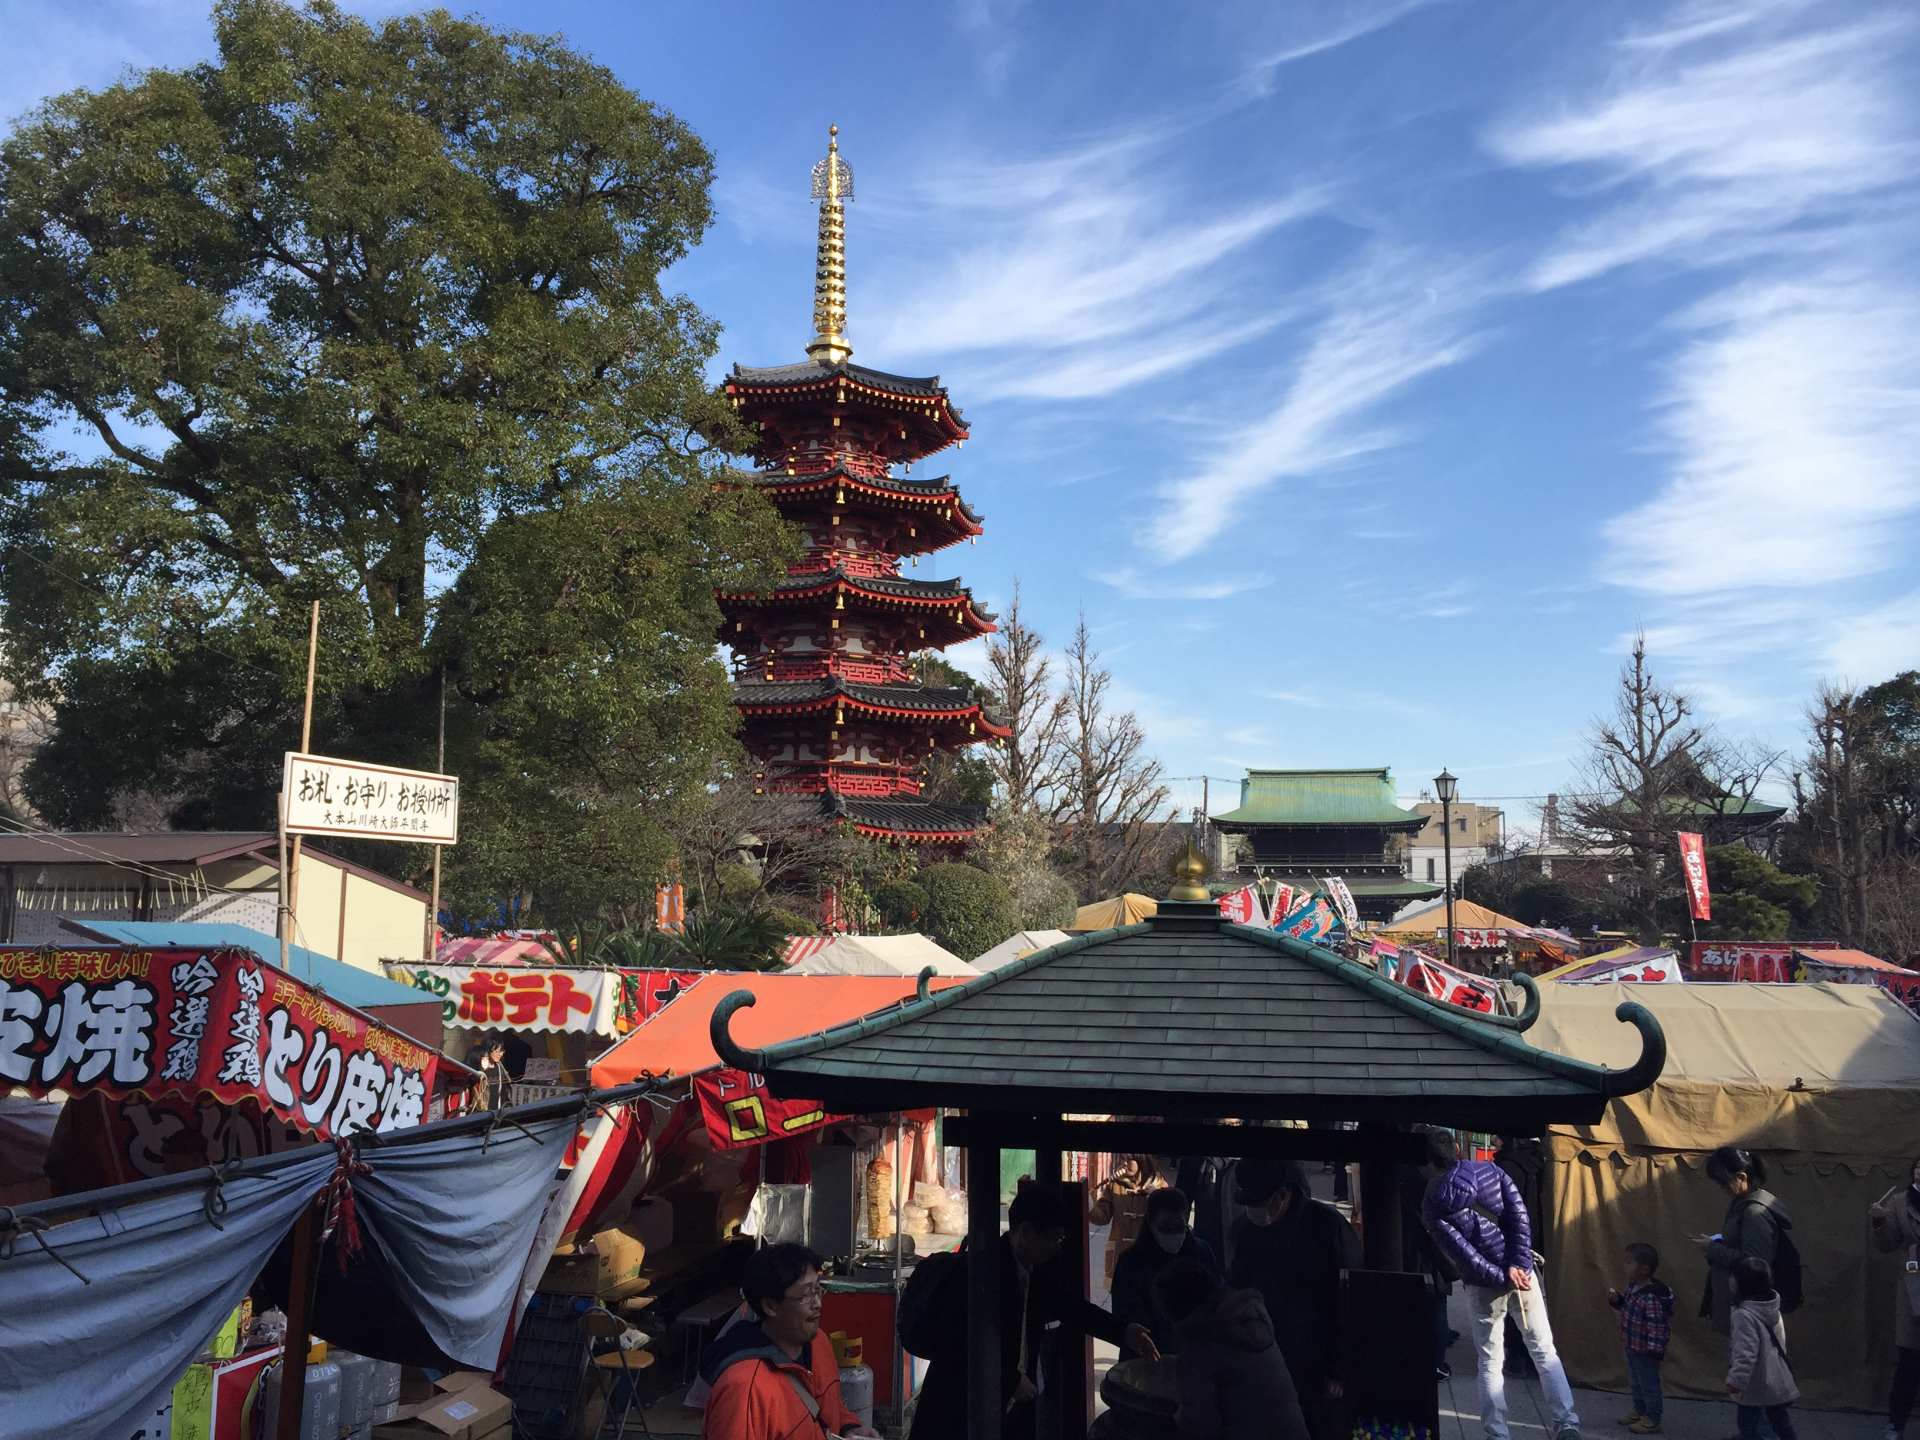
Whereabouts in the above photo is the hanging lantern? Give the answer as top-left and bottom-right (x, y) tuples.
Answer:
(835, 592), (844, 610)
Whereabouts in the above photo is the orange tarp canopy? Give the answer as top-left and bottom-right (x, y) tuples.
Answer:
(590, 972), (965, 1086)
(1795, 947), (1915, 974)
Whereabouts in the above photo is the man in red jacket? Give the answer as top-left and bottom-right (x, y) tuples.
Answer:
(703, 1243), (879, 1440)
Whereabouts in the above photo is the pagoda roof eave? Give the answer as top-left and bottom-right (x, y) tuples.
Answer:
(733, 679), (1011, 734)
(728, 465), (985, 529)
(1212, 813), (1429, 834)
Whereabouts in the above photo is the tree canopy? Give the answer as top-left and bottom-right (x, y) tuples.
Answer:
(0, 0), (792, 932)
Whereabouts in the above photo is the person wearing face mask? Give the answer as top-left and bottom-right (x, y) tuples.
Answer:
(1228, 1157), (1360, 1440)
(1112, 1187), (1222, 1356)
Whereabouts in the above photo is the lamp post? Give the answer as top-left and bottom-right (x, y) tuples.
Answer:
(1435, 769), (1458, 967)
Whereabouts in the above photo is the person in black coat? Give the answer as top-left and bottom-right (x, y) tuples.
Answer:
(1156, 1259), (1310, 1440)
(1401, 1160), (1460, 1377)
(909, 1182), (1158, 1440)
(1112, 1187), (1222, 1357)
(1229, 1158), (1360, 1440)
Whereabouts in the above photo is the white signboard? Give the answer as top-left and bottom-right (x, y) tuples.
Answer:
(283, 751), (459, 845)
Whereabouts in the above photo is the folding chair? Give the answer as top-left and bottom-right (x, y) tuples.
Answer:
(583, 1306), (655, 1438)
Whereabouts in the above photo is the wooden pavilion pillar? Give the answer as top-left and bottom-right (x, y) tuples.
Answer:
(1357, 1122), (1404, 1271)
(967, 1137), (1002, 1440)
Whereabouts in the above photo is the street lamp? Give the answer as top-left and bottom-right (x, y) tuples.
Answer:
(1435, 769), (1458, 966)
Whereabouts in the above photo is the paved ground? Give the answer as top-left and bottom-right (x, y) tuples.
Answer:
(1088, 1182), (1891, 1440)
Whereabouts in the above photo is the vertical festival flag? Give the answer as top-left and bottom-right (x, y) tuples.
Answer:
(1324, 877), (1360, 932)
(1266, 885), (1297, 929)
(654, 881), (686, 935)
(1677, 832), (1711, 922)
(1217, 884), (1267, 926)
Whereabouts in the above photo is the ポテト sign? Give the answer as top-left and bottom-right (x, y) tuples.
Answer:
(0, 946), (452, 1139)
(283, 751), (459, 845)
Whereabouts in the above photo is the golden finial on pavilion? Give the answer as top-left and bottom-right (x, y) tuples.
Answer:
(1168, 834), (1212, 903)
(807, 124), (853, 365)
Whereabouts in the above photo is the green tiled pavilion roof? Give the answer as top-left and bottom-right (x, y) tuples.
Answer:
(711, 906), (1665, 1130)
(1213, 768), (1426, 830)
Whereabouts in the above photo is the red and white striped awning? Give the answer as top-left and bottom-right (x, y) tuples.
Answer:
(781, 935), (834, 968)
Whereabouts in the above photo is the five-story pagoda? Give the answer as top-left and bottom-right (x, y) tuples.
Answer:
(718, 127), (1008, 848)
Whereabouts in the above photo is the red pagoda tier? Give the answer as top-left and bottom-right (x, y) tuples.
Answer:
(720, 127), (1007, 848)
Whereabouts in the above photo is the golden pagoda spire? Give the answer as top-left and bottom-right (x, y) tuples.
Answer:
(807, 125), (854, 365)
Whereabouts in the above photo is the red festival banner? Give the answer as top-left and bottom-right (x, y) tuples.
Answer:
(0, 946), (451, 1140)
(1678, 832), (1712, 922)
(1686, 940), (1839, 982)
(1217, 884), (1266, 926)
(694, 1067), (844, 1150)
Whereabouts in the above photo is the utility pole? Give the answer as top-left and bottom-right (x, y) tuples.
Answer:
(427, 666), (446, 960)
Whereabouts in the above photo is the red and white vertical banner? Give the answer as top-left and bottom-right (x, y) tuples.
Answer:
(1217, 884), (1266, 926)
(1677, 832), (1712, 921)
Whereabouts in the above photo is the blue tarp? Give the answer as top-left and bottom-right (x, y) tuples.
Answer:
(64, 919), (430, 1011)
(0, 1148), (336, 1440)
(0, 1109), (577, 1434)
(355, 1111), (576, 1367)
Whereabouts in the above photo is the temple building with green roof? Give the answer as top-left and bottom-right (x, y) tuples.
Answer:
(1211, 767), (1444, 922)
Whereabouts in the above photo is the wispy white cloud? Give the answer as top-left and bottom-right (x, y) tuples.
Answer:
(1147, 251), (1487, 561)
(1093, 567), (1273, 603)
(864, 131), (1321, 403)
(1823, 588), (1920, 684)
(1604, 269), (1920, 594)
(1488, 7), (1917, 290)
(1491, 1), (1920, 681)
(1241, 1), (1436, 95)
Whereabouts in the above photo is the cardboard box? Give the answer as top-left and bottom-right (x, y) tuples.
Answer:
(372, 1376), (511, 1440)
(537, 1248), (601, 1295)
(592, 1222), (649, 1298)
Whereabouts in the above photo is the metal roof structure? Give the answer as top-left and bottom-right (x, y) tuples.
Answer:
(1212, 768), (1429, 830)
(712, 900), (1666, 1132)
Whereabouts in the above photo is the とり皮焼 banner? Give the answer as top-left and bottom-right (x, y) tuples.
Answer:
(0, 945), (451, 1138)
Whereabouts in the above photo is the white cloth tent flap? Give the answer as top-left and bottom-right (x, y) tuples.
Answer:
(973, 929), (1071, 971)
(783, 933), (975, 977)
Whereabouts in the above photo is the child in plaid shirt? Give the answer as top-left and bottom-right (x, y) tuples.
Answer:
(1610, 1243), (1676, 1434)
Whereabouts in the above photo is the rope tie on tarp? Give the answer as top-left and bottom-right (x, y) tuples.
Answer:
(0, 1205), (91, 1285)
(321, 1137), (373, 1274)
(203, 1159), (242, 1230)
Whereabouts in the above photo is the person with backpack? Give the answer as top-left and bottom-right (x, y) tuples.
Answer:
(1697, 1147), (1800, 1336)
(1421, 1129), (1580, 1440)
(1868, 1156), (1920, 1440)
(1726, 1256), (1799, 1440)
(903, 1181), (1157, 1440)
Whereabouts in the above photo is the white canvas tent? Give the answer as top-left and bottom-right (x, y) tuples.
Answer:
(973, 929), (1071, 972)
(782, 932), (976, 977)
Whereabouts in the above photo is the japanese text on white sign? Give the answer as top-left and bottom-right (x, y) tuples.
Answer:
(282, 752), (459, 845)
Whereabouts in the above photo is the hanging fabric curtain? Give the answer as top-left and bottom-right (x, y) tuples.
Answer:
(0, 1147), (336, 1440)
(351, 1111), (577, 1368)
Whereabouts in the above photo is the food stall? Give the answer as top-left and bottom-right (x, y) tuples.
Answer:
(544, 972), (972, 1433)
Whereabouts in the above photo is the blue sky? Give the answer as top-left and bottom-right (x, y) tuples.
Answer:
(6, 0), (1919, 832)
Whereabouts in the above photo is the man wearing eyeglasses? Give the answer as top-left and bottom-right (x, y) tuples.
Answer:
(703, 1243), (880, 1439)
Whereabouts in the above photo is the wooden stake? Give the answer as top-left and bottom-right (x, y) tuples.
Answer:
(276, 1199), (321, 1437)
(286, 602), (320, 956)
(426, 666), (445, 960)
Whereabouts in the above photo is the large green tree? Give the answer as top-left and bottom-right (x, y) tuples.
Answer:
(0, 1), (791, 931)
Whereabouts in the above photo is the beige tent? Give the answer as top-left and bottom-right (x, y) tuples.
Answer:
(1525, 982), (1920, 1409)
(1067, 893), (1157, 932)
(973, 929), (1071, 971)
(782, 933), (976, 977)
(1380, 898), (1531, 936)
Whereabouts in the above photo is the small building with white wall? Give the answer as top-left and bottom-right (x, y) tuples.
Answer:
(0, 830), (430, 971)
